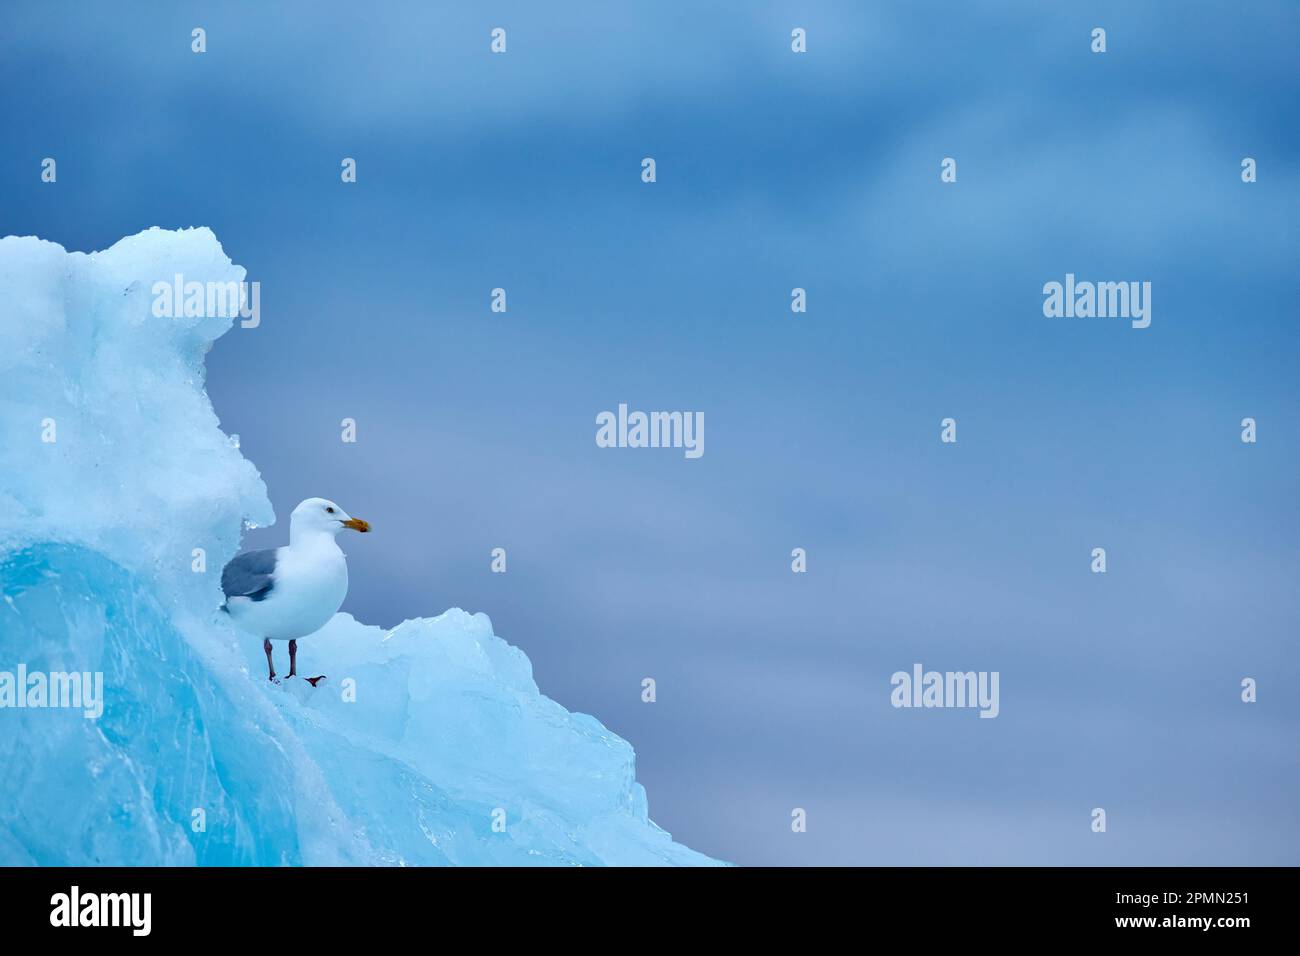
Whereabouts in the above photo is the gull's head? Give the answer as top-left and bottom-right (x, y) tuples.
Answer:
(290, 497), (371, 539)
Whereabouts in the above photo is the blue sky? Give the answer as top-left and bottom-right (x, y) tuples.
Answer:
(3, 1), (1298, 864)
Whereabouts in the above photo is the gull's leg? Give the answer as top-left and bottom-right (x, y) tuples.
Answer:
(288, 639), (298, 678)
(264, 638), (276, 681)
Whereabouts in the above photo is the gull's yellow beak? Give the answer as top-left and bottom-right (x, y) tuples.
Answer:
(342, 517), (371, 533)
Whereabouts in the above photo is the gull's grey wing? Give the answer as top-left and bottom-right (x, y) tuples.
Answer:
(221, 548), (278, 603)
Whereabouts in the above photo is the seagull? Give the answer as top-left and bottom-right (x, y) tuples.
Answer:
(221, 497), (371, 682)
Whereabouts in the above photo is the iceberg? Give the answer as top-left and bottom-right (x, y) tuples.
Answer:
(0, 228), (719, 866)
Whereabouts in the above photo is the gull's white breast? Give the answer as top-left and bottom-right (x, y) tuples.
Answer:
(227, 541), (349, 641)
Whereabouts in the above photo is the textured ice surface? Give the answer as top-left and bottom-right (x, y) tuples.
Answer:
(0, 228), (717, 866)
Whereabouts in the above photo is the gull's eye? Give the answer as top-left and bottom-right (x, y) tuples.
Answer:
(326, 506), (336, 514)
